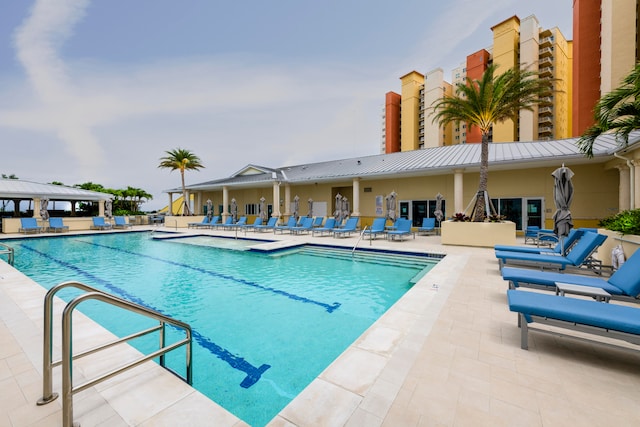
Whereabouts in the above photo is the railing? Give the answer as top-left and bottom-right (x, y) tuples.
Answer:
(0, 242), (14, 265)
(352, 226), (368, 255)
(38, 281), (192, 427)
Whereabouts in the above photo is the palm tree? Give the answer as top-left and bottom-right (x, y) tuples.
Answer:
(578, 63), (640, 158)
(431, 64), (554, 221)
(158, 148), (204, 216)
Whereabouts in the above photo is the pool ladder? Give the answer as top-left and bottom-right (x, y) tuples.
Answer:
(38, 281), (193, 427)
(0, 242), (14, 265)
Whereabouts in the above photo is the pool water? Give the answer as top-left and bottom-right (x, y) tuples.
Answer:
(4, 233), (438, 426)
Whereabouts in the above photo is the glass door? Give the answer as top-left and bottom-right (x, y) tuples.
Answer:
(525, 198), (543, 229)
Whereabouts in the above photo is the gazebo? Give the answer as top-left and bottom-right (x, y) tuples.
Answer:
(0, 179), (113, 233)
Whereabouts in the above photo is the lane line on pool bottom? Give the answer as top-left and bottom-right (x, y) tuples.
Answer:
(81, 239), (341, 313)
(20, 243), (270, 388)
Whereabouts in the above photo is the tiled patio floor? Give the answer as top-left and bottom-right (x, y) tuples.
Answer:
(1, 227), (639, 426)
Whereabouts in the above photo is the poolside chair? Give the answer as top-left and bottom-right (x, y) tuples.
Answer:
(113, 216), (132, 229)
(416, 217), (436, 235)
(311, 217), (337, 236)
(507, 289), (640, 351)
(47, 217), (69, 233)
(274, 217), (297, 234)
(19, 217), (43, 234)
(523, 226), (555, 245)
(333, 217), (359, 238)
(90, 217), (112, 230)
(214, 216), (234, 229)
(188, 216), (211, 229)
(242, 217), (263, 231)
(312, 216), (324, 227)
(290, 217), (315, 235)
(495, 231), (607, 272)
(252, 217), (278, 232)
(502, 248), (640, 303)
(222, 216), (247, 230)
(362, 217), (387, 240)
(494, 228), (585, 256)
(207, 215), (221, 228)
(386, 218), (415, 241)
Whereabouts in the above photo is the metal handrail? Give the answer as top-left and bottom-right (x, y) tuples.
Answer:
(38, 281), (192, 427)
(352, 226), (368, 255)
(0, 242), (14, 265)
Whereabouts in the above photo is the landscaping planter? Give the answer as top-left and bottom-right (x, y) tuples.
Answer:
(441, 221), (516, 247)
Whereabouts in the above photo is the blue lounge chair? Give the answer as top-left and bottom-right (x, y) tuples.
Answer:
(362, 217), (387, 240)
(214, 216), (234, 229)
(333, 217), (359, 238)
(507, 289), (640, 351)
(312, 217), (324, 227)
(48, 217), (69, 233)
(113, 216), (132, 229)
(502, 248), (640, 303)
(417, 217), (436, 235)
(291, 217), (315, 234)
(494, 228), (585, 256)
(253, 217), (278, 232)
(188, 216), (211, 229)
(312, 218), (337, 236)
(19, 217), (43, 234)
(91, 217), (112, 230)
(222, 216), (247, 230)
(207, 216), (221, 228)
(495, 231), (607, 272)
(274, 217), (297, 234)
(386, 218), (414, 241)
(243, 217), (263, 231)
(523, 226), (555, 245)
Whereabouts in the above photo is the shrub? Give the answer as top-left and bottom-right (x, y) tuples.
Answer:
(451, 212), (471, 222)
(598, 209), (640, 235)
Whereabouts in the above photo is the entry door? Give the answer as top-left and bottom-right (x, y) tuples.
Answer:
(525, 199), (543, 229)
(399, 201), (410, 219)
(412, 201), (427, 226)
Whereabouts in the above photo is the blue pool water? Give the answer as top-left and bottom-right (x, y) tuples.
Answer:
(3, 232), (438, 426)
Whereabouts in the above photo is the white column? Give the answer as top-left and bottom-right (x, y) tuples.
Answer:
(33, 198), (41, 218)
(454, 169), (464, 214)
(272, 182), (281, 219)
(222, 186), (229, 221)
(284, 184), (291, 218)
(617, 165), (631, 211)
(98, 200), (105, 217)
(633, 160), (640, 210)
(352, 178), (361, 216)
(168, 193), (174, 216)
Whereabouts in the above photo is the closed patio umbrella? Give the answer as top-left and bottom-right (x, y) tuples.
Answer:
(341, 197), (350, 220)
(293, 195), (300, 222)
(259, 197), (267, 221)
(40, 199), (49, 220)
(334, 193), (343, 223)
(434, 193), (444, 223)
(231, 198), (238, 222)
(206, 199), (213, 219)
(104, 199), (112, 219)
(386, 191), (397, 221)
(551, 165), (574, 246)
(307, 198), (313, 217)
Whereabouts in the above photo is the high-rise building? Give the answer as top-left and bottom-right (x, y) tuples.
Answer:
(572, 0), (639, 136)
(381, 14), (572, 153)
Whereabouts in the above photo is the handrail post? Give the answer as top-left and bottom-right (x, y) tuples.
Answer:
(61, 302), (74, 427)
(159, 321), (166, 367)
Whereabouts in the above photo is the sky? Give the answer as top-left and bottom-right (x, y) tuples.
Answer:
(0, 0), (573, 211)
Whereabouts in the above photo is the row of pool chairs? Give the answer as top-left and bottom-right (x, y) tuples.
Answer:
(187, 215), (439, 240)
(495, 228), (640, 357)
(17, 216), (132, 234)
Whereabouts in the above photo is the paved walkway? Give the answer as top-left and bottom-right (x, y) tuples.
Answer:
(1, 227), (639, 426)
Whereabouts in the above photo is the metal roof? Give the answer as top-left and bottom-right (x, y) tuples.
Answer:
(0, 180), (113, 201)
(173, 132), (640, 192)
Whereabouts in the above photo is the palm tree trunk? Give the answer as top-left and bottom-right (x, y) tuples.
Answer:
(180, 170), (190, 216)
(473, 132), (490, 222)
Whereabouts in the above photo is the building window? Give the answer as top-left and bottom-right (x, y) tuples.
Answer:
(245, 204), (257, 215)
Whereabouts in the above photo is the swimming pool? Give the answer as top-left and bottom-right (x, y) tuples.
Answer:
(3, 232), (439, 426)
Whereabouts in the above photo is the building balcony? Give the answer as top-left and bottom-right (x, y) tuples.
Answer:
(539, 56), (552, 67)
(538, 106), (553, 115)
(539, 125), (554, 135)
(540, 66), (554, 77)
(538, 115), (553, 125)
(539, 36), (554, 47)
(539, 47), (554, 57)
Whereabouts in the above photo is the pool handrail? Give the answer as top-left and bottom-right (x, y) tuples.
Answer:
(38, 281), (193, 427)
(0, 242), (14, 265)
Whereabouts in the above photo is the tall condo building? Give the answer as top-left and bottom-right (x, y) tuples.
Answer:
(382, 14), (572, 153)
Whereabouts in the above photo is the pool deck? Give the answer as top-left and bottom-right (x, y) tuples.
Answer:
(1, 226), (639, 426)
